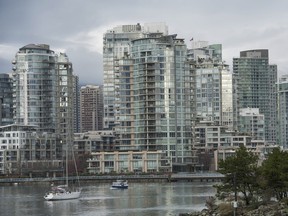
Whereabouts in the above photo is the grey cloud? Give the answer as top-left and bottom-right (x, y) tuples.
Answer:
(66, 47), (103, 85)
(0, 58), (12, 73)
(1, 0), (288, 84)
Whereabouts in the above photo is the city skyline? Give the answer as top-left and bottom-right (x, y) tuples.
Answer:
(1, 0), (288, 85)
(0, 31), (284, 175)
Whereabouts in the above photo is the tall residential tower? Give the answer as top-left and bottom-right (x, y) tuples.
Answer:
(12, 44), (57, 132)
(12, 44), (76, 146)
(277, 75), (288, 148)
(104, 23), (195, 171)
(233, 49), (277, 143)
(103, 23), (168, 129)
(188, 41), (233, 130)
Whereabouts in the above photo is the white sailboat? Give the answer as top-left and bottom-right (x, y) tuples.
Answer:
(44, 184), (81, 200)
(44, 142), (81, 201)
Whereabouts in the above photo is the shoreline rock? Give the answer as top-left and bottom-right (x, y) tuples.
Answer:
(180, 200), (288, 216)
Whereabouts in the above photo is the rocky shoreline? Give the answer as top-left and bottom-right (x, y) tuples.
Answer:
(180, 200), (288, 216)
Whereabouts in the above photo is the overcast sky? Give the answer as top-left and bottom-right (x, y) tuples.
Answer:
(1, 0), (288, 85)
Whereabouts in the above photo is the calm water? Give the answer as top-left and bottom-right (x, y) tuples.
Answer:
(0, 181), (216, 216)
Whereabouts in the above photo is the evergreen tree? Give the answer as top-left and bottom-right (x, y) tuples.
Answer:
(215, 146), (259, 205)
(260, 148), (288, 200)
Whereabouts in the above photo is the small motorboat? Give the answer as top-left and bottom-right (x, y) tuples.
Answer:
(111, 180), (128, 189)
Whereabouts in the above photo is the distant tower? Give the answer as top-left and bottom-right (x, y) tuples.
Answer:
(233, 49), (277, 143)
(12, 44), (57, 132)
(80, 85), (103, 132)
(0, 73), (13, 126)
(277, 75), (288, 148)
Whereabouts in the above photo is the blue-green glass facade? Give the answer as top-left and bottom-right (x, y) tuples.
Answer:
(233, 49), (277, 143)
(277, 75), (288, 148)
(13, 44), (57, 132)
(130, 35), (192, 164)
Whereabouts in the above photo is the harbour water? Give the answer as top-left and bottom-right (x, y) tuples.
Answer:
(0, 181), (216, 216)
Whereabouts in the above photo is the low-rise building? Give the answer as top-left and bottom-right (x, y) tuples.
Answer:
(194, 121), (274, 171)
(73, 130), (116, 155)
(0, 124), (62, 176)
(87, 150), (171, 174)
(195, 121), (252, 151)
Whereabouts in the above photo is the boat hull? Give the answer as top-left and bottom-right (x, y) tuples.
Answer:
(111, 185), (128, 189)
(44, 191), (81, 201)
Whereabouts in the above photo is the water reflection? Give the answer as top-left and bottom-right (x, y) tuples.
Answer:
(45, 199), (81, 215)
(0, 181), (216, 216)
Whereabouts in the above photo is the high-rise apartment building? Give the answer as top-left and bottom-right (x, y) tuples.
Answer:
(277, 75), (288, 148)
(233, 49), (277, 143)
(12, 44), (75, 144)
(104, 23), (195, 170)
(129, 34), (192, 164)
(0, 73), (13, 126)
(6, 44), (79, 174)
(80, 85), (103, 132)
(103, 23), (168, 130)
(188, 42), (233, 129)
(12, 44), (57, 132)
